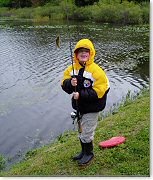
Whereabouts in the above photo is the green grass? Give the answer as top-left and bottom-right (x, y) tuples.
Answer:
(0, 89), (150, 176)
(0, 155), (6, 171)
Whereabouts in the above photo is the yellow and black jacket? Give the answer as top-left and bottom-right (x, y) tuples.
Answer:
(61, 39), (109, 114)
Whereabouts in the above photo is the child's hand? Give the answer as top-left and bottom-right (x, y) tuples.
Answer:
(73, 92), (79, 100)
(71, 78), (77, 86)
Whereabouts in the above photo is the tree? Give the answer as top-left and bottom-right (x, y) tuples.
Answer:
(120, 0), (149, 3)
(9, 0), (47, 8)
(0, 0), (11, 7)
(10, 0), (32, 8)
(31, 0), (46, 6)
(75, 0), (99, 7)
(127, 0), (149, 2)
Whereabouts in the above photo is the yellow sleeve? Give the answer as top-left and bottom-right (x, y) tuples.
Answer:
(93, 67), (109, 98)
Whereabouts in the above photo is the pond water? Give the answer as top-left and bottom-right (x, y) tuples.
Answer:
(0, 19), (149, 165)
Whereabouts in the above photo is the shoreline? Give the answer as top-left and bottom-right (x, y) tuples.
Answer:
(0, 88), (150, 176)
(0, 1), (149, 25)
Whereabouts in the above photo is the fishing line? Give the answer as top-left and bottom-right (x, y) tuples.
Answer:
(65, 0), (75, 76)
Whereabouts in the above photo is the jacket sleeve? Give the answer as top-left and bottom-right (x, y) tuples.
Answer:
(62, 79), (74, 94)
(61, 65), (74, 94)
(92, 67), (109, 98)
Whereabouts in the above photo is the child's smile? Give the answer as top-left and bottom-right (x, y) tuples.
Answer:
(77, 48), (90, 64)
(79, 53), (90, 61)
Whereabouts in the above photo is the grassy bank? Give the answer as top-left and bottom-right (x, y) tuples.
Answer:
(0, 89), (150, 176)
(0, 0), (149, 24)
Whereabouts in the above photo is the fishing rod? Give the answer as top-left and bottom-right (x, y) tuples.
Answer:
(65, 0), (82, 133)
(65, 1), (74, 76)
(55, 1), (82, 133)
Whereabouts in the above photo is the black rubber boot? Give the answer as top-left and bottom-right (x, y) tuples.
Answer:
(72, 139), (84, 161)
(78, 141), (94, 166)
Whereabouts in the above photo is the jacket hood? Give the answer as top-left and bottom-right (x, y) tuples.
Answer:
(74, 39), (96, 66)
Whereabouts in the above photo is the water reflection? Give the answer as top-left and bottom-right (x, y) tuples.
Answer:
(0, 20), (149, 165)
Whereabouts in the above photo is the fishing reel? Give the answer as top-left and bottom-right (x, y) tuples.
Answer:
(71, 111), (77, 124)
(71, 111), (82, 124)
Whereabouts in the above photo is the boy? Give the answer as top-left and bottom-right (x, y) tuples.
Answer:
(61, 39), (109, 166)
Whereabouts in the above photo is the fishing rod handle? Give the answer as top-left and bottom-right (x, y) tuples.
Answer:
(78, 121), (82, 133)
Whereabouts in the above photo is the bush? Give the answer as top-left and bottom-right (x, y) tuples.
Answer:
(15, 7), (33, 19)
(75, 0), (99, 7)
(35, 5), (63, 19)
(0, 0), (11, 7)
(0, 0), (149, 24)
(0, 7), (8, 16)
(0, 154), (6, 170)
(70, 0), (149, 24)
(93, 4), (119, 23)
(141, 2), (149, 23)
(70, 6), (92, 20)
(89, 1), (144, 24)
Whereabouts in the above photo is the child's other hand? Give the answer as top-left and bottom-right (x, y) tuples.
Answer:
(71, 78), (77, 86)
(73, 92), (79, 100)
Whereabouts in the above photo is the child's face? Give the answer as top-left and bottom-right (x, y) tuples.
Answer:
(77, 48), (90, 64)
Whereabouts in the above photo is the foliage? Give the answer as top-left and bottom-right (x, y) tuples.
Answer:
(0, 154), (6, 170)
(45, 0), (62, 6)
(0, 0), (11, 7)
(70, 6), (91, 20)
(0, 0), (150, 25)
(0, 0), (46, 7)
(33, 5), (64, 20)
(74, 0), (99, 7)
(0, 0), (150, 8)
(31, 0), (46, 7)
(68, 0), (149, 24)
(141, 1), (150, 23)
(131, 0), (150, 3)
